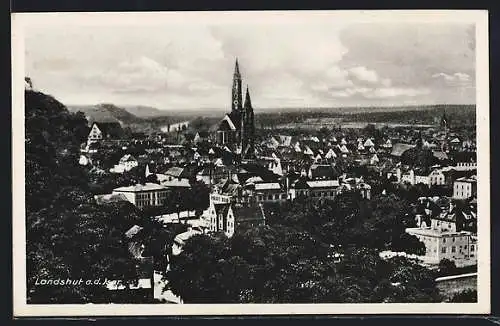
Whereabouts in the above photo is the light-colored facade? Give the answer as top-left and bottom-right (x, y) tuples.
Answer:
(453, 176), (477, 199)
(88, 123), (103, 143)
(406, 214), (477, 267)
(112, 183), (168, 209)
(289, 179), (340, 201)
(203, 199), (235, 238)
(429, 169), (446, 186)
(253, 183), (288, 204)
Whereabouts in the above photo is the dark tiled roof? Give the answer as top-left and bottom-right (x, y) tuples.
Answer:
(94, 122), (123, 138)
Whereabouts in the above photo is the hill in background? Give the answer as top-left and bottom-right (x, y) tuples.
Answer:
(68, 103), (139, 124)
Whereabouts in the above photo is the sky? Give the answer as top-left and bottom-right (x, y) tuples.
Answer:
(22, 12), (477, 111)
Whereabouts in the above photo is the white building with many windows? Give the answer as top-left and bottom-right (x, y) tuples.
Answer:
(406, 204), (477, 267)
(453, 176), (477, 199)
(112, 183), (168, 209)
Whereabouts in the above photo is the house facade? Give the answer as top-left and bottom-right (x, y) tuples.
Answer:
(453, 176), (477, 199)
(112, 183), (168, 209)
(87, 121), (123, 144)
(203, 200), (235, 238)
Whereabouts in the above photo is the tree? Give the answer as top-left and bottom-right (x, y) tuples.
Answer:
(166, 222), (442, 304)
(392, 233), (426, 255)
(400, 147), (437, 169)
(25, 90), (144, 303)
(438, 258), (457, 276)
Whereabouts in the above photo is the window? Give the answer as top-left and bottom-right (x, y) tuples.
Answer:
(451, 246), (456, 253)
(464, 245), (468, 249)
(441, 247), (446, 253)
(443, 238), (446, 243)
(471, 245), (475, 251)
(452, 237), (455, 242)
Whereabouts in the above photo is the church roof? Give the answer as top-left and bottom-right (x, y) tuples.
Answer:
(218, 111), (241, 131)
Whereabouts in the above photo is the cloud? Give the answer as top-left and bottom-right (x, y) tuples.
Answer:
(348, 66), (379, 83)
(329, 86), (429, 99)
(432, 72), (471, 82)
(368, 87), (430, 98)
(24, 19), (476, 108)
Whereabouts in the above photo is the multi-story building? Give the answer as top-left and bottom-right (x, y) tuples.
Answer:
(251, 182), (288, 204)
(288, 178), (340, 201)
(453, 176), (477, 199)
(112, 183), (168, 210)
(406, 204), (477, 267)
(203, 201), (236, 238)
(202, 196), (266, 238)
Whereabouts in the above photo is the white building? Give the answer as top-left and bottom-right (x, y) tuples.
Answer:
(112, 183), (168, 209)
(453, 176), (477, 199)
(203, 200), (235, 238)
(289, 179), (340, 201)
(406, 205), (477, 267)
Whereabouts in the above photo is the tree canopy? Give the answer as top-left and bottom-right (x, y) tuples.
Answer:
(167, 193), (436, 303)
(25, 90), (169, 303)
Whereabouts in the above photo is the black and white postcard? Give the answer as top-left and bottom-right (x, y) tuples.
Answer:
(12, 10), (490, 316)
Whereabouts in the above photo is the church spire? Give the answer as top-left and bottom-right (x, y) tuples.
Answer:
(234, 58), (241, 78)
(231, 58), (242, 113)
(244, 86), (252, 111)
(241, 86), (255, 159)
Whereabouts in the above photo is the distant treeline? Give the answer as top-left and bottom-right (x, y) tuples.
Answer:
(255, 105), (476, 129)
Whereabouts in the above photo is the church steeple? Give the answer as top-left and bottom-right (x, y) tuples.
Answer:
(244, 86), (252, 111)
(241, 86), (255, 159)
(234, 58), (241, 78)
(232, 58), (242, 113)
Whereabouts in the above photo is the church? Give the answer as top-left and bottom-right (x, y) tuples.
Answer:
(216, 59), (256, 160)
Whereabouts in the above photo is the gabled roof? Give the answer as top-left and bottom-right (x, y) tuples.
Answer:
(325, 148), (337, 159)
(364, 138), (375, 147)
